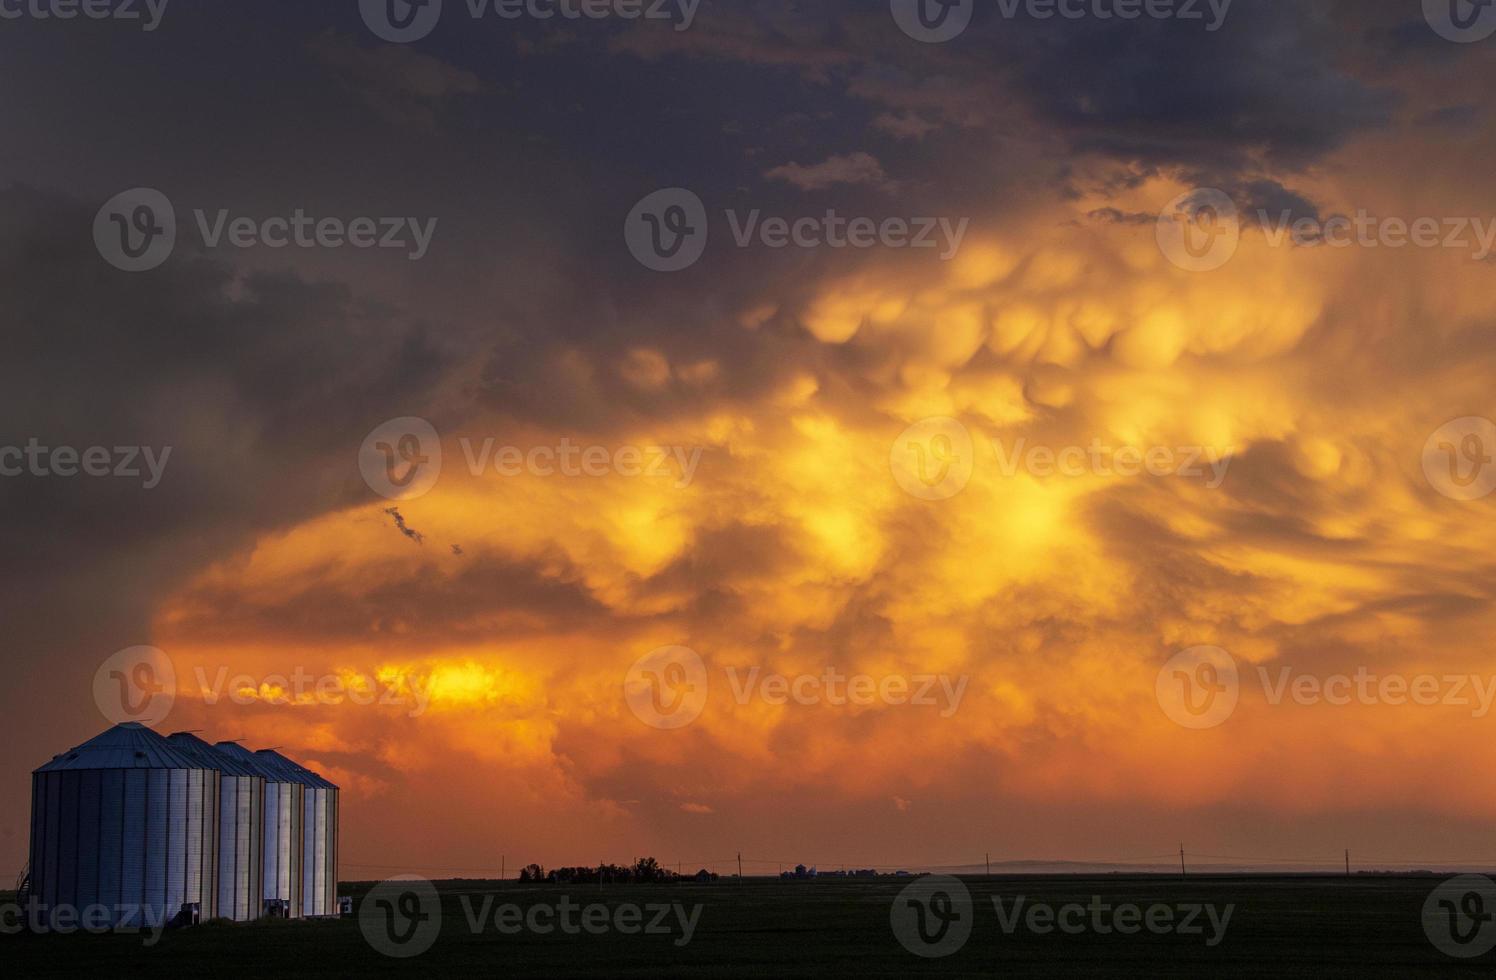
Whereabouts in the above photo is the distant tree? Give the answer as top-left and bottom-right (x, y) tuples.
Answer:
(519, 864), (544, 883)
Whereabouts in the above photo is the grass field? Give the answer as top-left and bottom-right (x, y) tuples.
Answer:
(2, 875), (1491, 976)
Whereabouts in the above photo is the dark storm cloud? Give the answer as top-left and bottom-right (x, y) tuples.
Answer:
(0, 186), (457, 651)
(1004, 3), (1394, 171)
(163, 552), (617, 644)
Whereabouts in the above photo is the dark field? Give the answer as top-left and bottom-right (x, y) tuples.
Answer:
(2, 875), (1491, 977)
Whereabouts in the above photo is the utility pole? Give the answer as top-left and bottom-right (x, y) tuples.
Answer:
(738, 853), (743, 879)
(501, 855), (505, 882)
(1179, 845), (1186, 878)
(1345, 849), (1350, 877)
(986, 852), (991, 878)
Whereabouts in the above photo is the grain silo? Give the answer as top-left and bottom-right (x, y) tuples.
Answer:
(215, 740), (302, 918)
(166, 733), (264, 921)
(29, 723), (219, 926)
(255, 749), (339, 918)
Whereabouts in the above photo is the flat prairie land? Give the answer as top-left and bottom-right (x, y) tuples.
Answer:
(3, 875), (1491, 977)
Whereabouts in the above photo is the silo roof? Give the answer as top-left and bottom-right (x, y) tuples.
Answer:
(166, 731), (261, 777)
(255, 748), (337, 789)
(35, 722), (207, 773)
(213, 740), (290, 781)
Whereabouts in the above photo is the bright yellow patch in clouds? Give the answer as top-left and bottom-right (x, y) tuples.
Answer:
(153, 163), (1496, 860)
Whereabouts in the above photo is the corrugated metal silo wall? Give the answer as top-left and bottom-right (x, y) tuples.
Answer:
(29, 768), (219, 926)
(298, 787), (339, 916)
(261, 781), (305, 917)
(217, 775), (264, 920)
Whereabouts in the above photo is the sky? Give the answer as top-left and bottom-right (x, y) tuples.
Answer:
(3, 0), (1496, 879)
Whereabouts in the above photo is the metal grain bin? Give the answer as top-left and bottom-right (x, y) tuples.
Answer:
(214, 741), (302, 918)
(167, 733), (264, 921)
(254, 749), (339, 918)
(30, 723), (219, 927)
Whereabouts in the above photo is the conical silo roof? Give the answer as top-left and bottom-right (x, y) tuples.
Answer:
(167, 732), (261, 777)
(34, 722), (205, 773)
(255, 749), (337, 789)
(214, 740), (291, 780)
